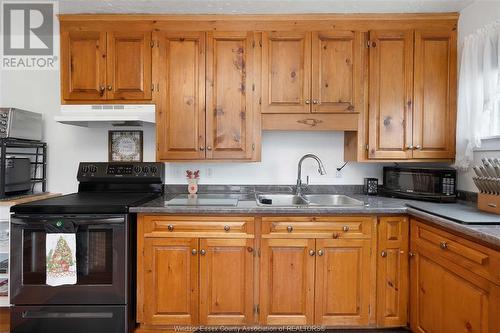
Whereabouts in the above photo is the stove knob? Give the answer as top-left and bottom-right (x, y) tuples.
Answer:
(1, 113), (7, 118)
(89, 165), (97, 173)
(151, 166), (158, 174)
(133, 166), (142, 174)
(142, 166), (150, 174)
(82, 165), (89, 173)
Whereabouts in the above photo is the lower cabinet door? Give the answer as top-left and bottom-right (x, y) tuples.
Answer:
(260, 238), (315, 325)
(143, 238), (199, 326)
(410, 250), (491, 333)
(199, 238), (254, 325)
(314, 239), (372, 326)
(377, 217), (409, 327)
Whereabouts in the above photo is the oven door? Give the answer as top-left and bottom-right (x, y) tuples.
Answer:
(10, 215), (127, 305)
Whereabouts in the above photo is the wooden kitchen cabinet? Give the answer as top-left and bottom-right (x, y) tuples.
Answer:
(261, 31), (362, 115)
(410, 219), (500, 333)
(366, 29), (456, 160)
(156, 31), (259, 161)
(61, 29), (152, 102)
(142, 238), (199, 326)
(106, 31), (152, 100)
(61, 31), (107, 101)
(206, 32), (257, 160)
(199, 238), (254, 325)
(412, 30), (457, 159)
(261, 32), (311, 114)
(259, 216), (375, 327)
(259, 238), (316, 325)
(376, 216), (409, 327)
(367, 30), (414, 160)
(155, 32), (206, 160)
(315, 238), (372, 326)
(137, 216), (255, 329)
(311, 31), (363, 113)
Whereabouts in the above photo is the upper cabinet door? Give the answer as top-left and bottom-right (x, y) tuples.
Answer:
(311, 31), (363, 113)
(61, 31), (107, 101)
(199, 238), (254, 325)
(413, 30), (457, 159)
(367, 30), (414, 160)
(206, 32), (255, 160)
(156, 32), (206, 161)
(106, 32), (152, 100)
(261, 32), (312, 113)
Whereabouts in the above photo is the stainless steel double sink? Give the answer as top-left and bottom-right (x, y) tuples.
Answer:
(255, 193), (365, 207)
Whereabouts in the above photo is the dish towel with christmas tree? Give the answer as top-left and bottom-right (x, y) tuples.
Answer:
(46, 233), (77, 286)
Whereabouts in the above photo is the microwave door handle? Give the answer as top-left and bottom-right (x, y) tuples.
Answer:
(11, 218), (124, 226)
(22, 311), (114, 319)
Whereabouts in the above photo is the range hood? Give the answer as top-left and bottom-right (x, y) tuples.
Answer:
(55, 104), (155, 127)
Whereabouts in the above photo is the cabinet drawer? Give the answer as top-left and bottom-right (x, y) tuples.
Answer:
(412, 219), (500, 285)
(141, 215), (254, 238)
(262, 216), (372, 239)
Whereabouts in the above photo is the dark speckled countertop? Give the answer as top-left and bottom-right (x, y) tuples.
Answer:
(130, 186), (500, 250)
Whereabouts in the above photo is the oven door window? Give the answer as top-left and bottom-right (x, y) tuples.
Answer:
(23, 226), (114, 285)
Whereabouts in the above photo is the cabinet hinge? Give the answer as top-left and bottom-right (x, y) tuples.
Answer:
(253, 304), (260, 314)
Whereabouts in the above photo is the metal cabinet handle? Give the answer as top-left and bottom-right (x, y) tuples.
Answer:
(191, 249), (197, 255)
(287, 225), (293, 233)
(415, 145), (422, 150)
(305, 99), (310, 105)
(199, 146), (205, 151)
(381, 250), (387, 257)
(224, 225), (230, 232)
(206, 146), (212, 151)
(407, 145), (414, 150)
(309, 249), (315, 256)
(439, 241), (448, 250)
(342, 225), (349, 232)
(107, 85), (112, 91)
(99, 86), (105, 96)
(317, 249), (324, 256)
(409, 251), (415, 257)
(200, 249), (206, 256)
(312, 99), (319, 104)
(167, 224), (174, 231)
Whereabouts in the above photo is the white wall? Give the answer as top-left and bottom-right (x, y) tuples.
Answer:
(456, 0), (500, 192)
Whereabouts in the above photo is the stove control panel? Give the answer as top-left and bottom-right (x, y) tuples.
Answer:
(77, 162), (164, 182)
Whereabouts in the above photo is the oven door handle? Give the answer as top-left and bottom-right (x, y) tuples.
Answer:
(22, 311), (114, 319)
(11, 218), (125, 226)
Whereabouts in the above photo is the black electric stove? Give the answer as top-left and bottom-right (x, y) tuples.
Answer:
(9, 162), (164, 333)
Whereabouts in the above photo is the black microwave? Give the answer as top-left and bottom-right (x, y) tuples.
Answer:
(381, 167), (457, 202)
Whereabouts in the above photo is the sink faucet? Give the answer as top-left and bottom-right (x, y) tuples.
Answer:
(295, 154), (327, 196)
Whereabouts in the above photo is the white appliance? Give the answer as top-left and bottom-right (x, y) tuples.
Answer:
(55, 104), (155, 127)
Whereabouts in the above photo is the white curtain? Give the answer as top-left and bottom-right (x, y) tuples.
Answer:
(456, 20), (500, 170)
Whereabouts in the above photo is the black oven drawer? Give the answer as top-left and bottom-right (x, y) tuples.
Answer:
(11, 305), (127, 333)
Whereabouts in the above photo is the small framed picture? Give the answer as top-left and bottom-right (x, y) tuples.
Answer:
(108, 130), (143, 162)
